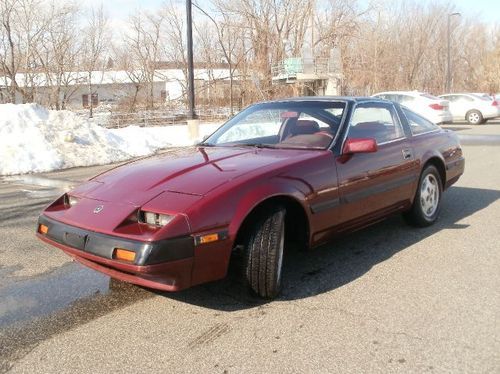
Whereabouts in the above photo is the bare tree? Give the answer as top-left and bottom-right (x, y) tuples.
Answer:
(123, 10), (165, 110)
(81, 5), (110, 117)
(161, 2), (189, 104)
(193, 1), (249, 114)
(13, 0), (50, 103)
(35, 1), (81, 109)
(113, 43), (148, 112)
(2, 0), (500, 110)
(0, 0), (22, 103)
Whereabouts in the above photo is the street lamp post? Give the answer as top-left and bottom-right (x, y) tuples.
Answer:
(186, 0), (196, 120)
(446, 12), (461, 93)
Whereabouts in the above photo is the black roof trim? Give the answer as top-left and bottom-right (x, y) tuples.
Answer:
(255, 96), (390, 104)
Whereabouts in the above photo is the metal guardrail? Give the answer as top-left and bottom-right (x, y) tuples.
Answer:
(77, 107), (233, 128)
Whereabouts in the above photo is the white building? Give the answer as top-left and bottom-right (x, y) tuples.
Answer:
(0, 68), (234, 109)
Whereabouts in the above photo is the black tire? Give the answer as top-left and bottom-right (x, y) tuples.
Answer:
(466, 110), (483, 125)
(403, 165), (443, 227)
(243, 205), (286, 299)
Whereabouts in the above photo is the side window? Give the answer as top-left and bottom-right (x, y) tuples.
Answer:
(348, 104), (405, 144)
(402, 107), (439, 135)
(399, 95), (415, 105)
(459, 95), (474, 102)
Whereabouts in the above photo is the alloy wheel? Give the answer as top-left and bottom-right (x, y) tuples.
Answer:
(420, 174), (440, 218)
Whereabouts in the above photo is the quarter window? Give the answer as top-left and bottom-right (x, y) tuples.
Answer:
(402, 107), (439, 135)
(348, 104), (404, 144)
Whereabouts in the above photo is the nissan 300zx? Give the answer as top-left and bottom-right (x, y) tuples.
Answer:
(37, 97), (464, 298)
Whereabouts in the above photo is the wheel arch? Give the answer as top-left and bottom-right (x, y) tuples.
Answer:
(231, 194), (311, 252)
(422, 156), (446, 190)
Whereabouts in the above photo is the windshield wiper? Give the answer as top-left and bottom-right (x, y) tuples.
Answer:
(238, 143), (276, 149)
(197, 141), (214, 147)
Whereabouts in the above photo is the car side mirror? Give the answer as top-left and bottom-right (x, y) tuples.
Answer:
(343, 138), (378, 154)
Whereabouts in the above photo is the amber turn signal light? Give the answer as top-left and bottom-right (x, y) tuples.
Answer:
(114, 248), (136, 262)
(199, 233), (219, 244)
(38, 224), (49, 235)
(194, 231), (228, 246)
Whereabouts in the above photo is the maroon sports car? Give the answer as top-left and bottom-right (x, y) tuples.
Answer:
(37, 97), (464, 298)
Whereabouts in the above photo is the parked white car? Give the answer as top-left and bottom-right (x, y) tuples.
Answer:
(439, 93), (500, 125)
(372, 91), (452, 124)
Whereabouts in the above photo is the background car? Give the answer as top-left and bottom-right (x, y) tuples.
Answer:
(37, 97), (464, 299)
(472, 92), (494, 100)
(372, 91), (452, 125)
(439, 93), (499, 124)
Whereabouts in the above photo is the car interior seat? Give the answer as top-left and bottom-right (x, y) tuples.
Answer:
(349, 121), (391, 142)
(281, 119), (321, 140)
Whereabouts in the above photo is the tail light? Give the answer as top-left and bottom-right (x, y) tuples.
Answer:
(429, 103), (444, 110)
(492, 100), (498, 106)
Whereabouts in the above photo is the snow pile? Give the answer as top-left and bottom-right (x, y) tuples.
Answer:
(0, 104), (221, 176)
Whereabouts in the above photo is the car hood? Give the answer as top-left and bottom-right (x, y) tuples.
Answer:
(71, 146), (313, 206)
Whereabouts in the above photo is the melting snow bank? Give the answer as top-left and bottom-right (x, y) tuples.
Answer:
(0, 104), (221, 175)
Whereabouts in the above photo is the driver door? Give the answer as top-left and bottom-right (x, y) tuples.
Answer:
(335, 102), (419, 230)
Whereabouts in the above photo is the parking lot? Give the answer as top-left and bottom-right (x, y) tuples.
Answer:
(1, 121), (499, 373)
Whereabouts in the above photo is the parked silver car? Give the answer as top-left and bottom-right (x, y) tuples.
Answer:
(372, 91), (452, 124)
(439, 93), (500, 124)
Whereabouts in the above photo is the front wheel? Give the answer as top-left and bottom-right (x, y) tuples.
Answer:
(243, 205), (286, 299)
(403, 165), (442, 227)
(466, 110), (483, 125)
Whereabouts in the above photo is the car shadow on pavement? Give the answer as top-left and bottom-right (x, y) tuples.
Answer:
(163, 186), (500, 310)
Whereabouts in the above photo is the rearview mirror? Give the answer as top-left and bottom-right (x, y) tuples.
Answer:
(343, 138), (378, 154)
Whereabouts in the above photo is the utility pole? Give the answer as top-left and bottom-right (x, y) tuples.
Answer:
(446, 12), (461, 93)
(186, 0), (196, 119)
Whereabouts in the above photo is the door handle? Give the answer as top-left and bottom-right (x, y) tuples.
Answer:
(402, 149), (412, 160)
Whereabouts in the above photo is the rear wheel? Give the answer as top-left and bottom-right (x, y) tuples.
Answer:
(404, 165), (442, 227)
(466, 110), (483, 125)
(243, 205), (286, 299)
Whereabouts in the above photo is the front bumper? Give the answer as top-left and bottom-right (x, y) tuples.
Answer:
(37, 215), (195, 291)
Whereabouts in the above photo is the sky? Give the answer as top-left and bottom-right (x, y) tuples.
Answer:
(453, 0), (500, 23)
(87, 0), (500, 25)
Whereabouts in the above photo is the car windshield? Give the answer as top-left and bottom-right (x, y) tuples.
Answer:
(202, 101), (346, 150)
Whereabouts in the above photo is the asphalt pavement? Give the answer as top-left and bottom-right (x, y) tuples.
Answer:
(0, 121), (499, 373)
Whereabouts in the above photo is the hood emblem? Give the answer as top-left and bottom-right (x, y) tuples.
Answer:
(93, 205), (104, 214)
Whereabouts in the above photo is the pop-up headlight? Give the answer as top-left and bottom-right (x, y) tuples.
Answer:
(140, 211), (175, 227)
(64, 194), (80, 207)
